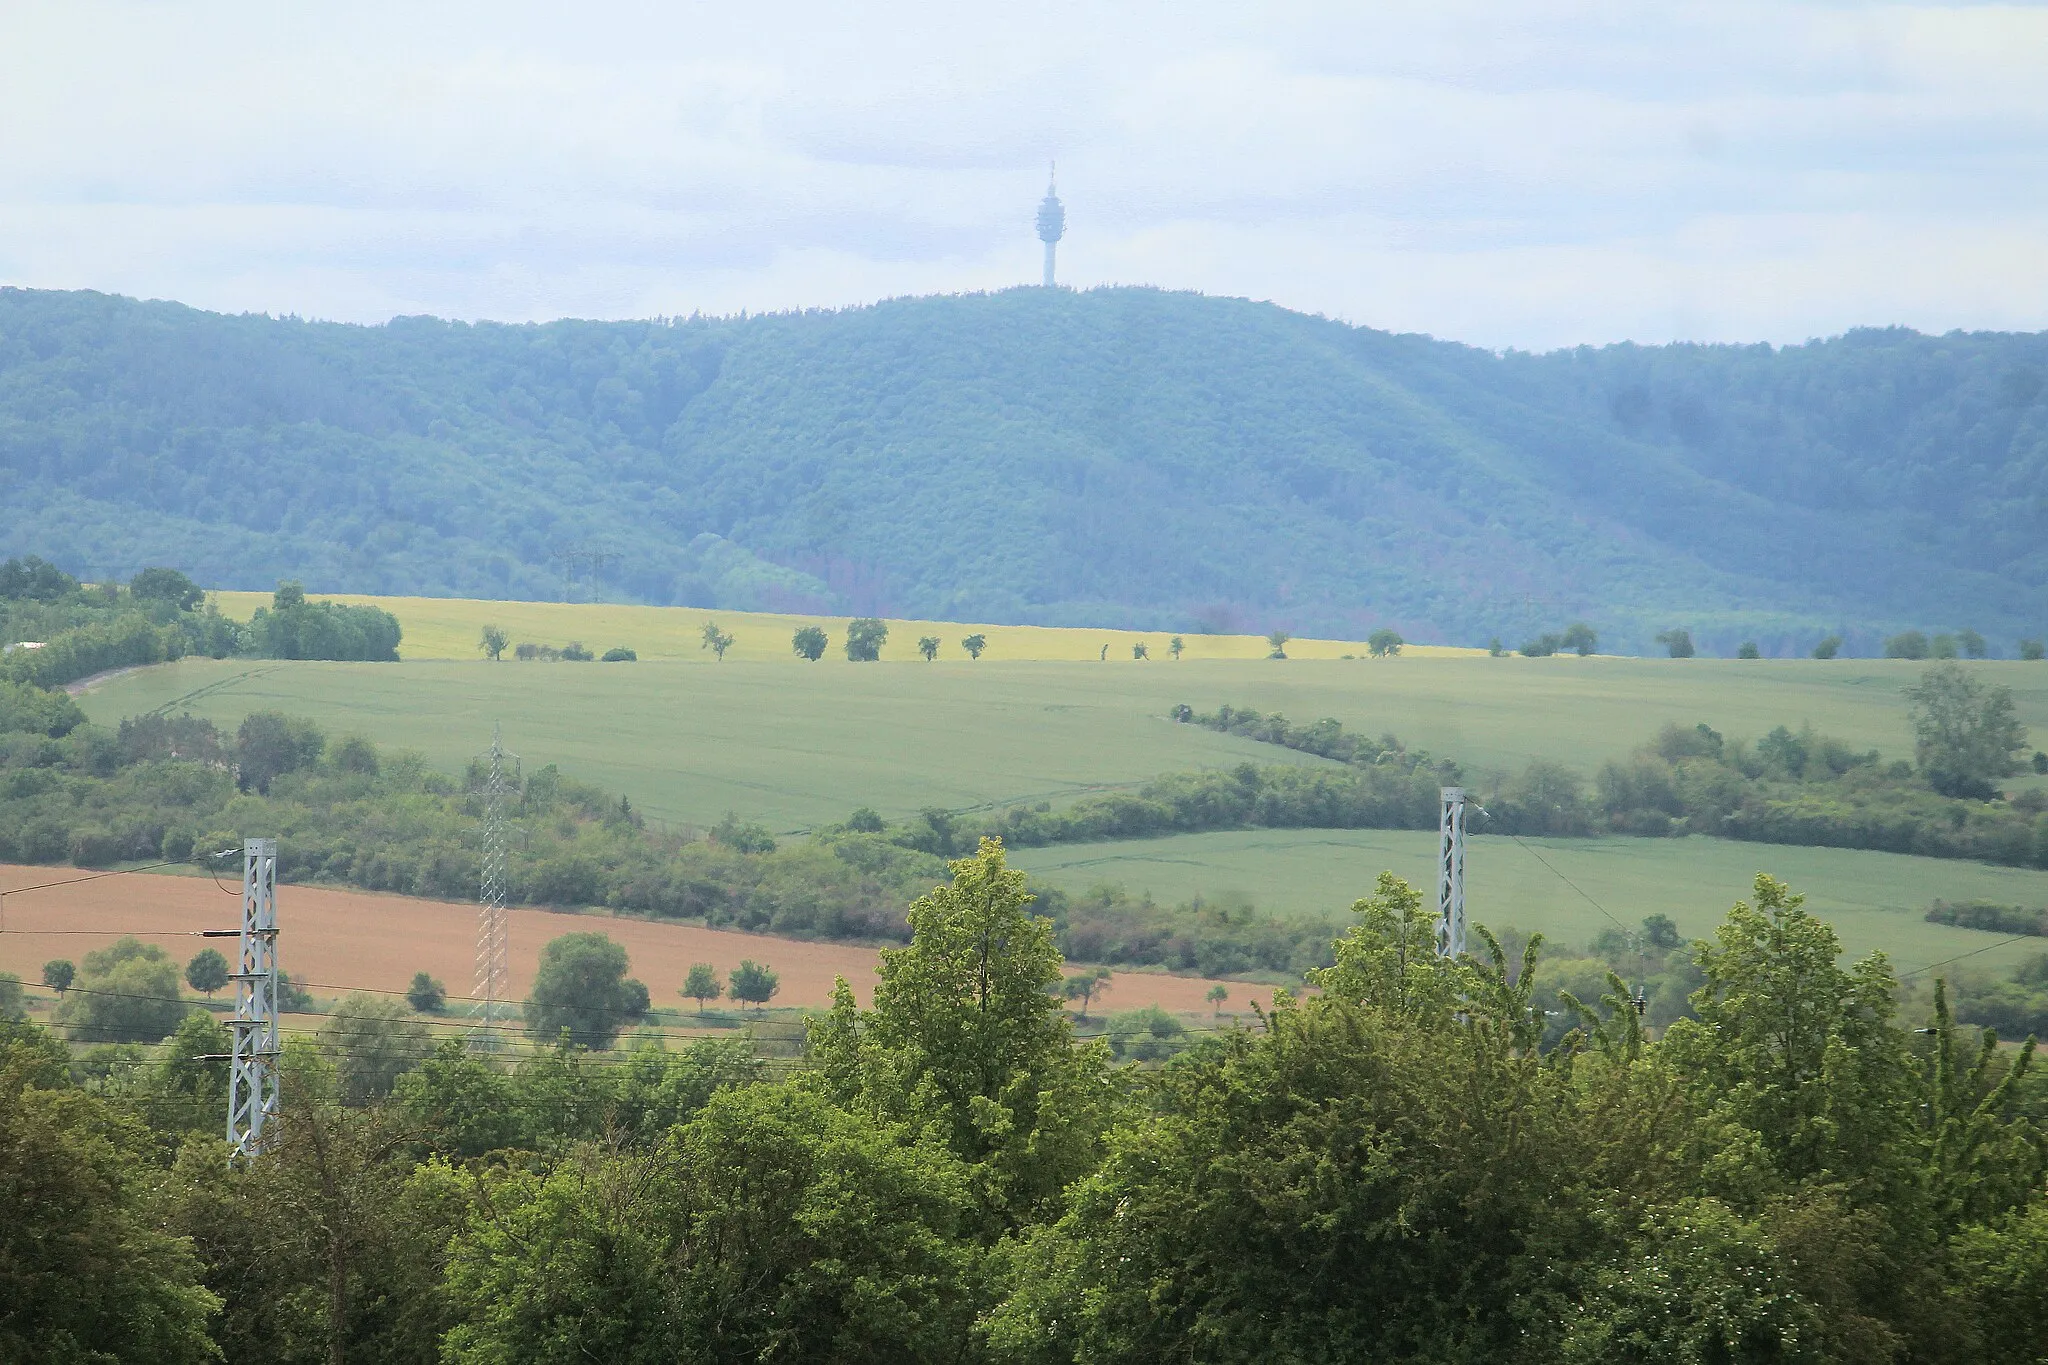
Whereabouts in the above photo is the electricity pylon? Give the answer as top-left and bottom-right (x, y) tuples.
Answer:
(227, 838), (281, 1159)
(1436, 788), (1468, 959)
(470, 725), (518, 1050)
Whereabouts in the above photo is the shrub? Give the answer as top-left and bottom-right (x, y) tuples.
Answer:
(1885, 630), (1930, 659)
(600, 646), (637, 662)
(559, 641), (594, 662)
(1813, 635), (1842, 659)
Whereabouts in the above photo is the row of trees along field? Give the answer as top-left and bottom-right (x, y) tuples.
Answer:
(4, 843), (2047, 1362)
(0, 557), (403, 688)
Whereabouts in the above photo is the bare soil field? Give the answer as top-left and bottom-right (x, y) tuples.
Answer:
(0, 866), (1267, 1017)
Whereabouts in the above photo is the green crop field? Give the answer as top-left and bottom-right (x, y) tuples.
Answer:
(80, 651), (2048, 831)
(1013, 829), (2048, 975)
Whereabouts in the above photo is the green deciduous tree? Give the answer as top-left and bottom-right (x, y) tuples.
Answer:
(40, 959), (73, 994)
(1062, 965), (1112, 1020)
(962, 632), (987, 659)
(235, 710), (324, 793)
(1657, 627), (1696, 657)
(0, 1037), (221, 1364)
(1561, 621), (1598, 656)
(844, 617), (888, 661)
(527, 933), (650, 1049)
(1168, 634), (1184, 659)
(728, 959), (780, 1012)
(918, 634), (941, 660)
(1886, 630), (1931, 659)
(184, 947), (228, 997)
(792, 624), (828, 660)
(2020, 638), (2045, 661)
(699, 620), (734, 660)
(1131, 641), (1148, 660)
(479, 623), (509, 660)
(1738, 640), (1762, 658)
(407, 971), (446, 1013)
(682, 962), (722, 1012)
(56, 936), (188, 1044)
(1368, 628), (1403, 657)
(129, 566), (204, 611)
(1265, 630), (1289, 659)
(322, 992), (433, 1104)
(1205, 983), (1228, 1015)
(1906, 661), (2028, 799)
(1813, 634), (1842, 659)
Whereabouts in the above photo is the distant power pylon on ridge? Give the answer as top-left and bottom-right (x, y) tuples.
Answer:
(1036, 164), (1066, 288)
(550, 543), (621, 603)
(470, 725), (518, 1051)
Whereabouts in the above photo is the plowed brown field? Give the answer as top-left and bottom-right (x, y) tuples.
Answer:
(0, 865), (1269, 1017)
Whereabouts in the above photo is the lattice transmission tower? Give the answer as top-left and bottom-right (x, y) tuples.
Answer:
(227, 838), (281, 1158)
(1436, 787), (1469, 959)
(470, 725), (518, 1050)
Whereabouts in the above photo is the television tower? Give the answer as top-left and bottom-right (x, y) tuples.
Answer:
(1036, 164), (1065, 288)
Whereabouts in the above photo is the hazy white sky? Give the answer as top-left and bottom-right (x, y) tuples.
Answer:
(3, 0), (2045, 348)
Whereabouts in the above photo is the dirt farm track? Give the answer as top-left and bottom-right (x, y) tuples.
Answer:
(0, 865), (1266, 1018)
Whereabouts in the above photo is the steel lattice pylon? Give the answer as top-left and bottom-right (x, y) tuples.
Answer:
(1436, 787), (1468, 959)
(227, 839), (281, 1159)
(470, 725), (517, 1049)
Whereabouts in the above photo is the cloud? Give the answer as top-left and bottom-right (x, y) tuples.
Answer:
(1, 0), (2043, 346)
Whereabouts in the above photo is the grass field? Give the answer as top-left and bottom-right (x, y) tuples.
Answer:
(81, 652), (2048, 830)
(1013, 830), (2048, 976)
(211, 591), (1469, 663)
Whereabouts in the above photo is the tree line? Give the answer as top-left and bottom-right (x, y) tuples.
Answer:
(4, 841), (2046, 1362)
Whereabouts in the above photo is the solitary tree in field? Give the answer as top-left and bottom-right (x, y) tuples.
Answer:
(1957, 628), (1989, 659)
(479, 624), (509, 661)
(2021, 638), (2045, 661)
(1132, 642), (1149, 660)
(527, 932), (650, 1049)
(1907, 662), (2028, 799)
(682, 963), (723, 1013)
(1656, 629), (1695, 658)
(1169, 635), (1184, 660)
(1206, 983), (1228, 1016)
(845, 618), (888, 662)
(1062, 966), (1112, 1021)
(792, 625), (828, 661)
(1266, 631), (1290, 659)
(701, 621), (735, 661)
(406, 972), (446, 1013)
(729, 960), (780, 1013)
(41, 959), (74, 994)
(961, 633), (987, 660)
(1813, 635), (1842, 660)
(1560, 622), (1598, 657)
(918, 635), (941, 661)
(185, 948), (229, 999)
(1368, 628), (1403, 658)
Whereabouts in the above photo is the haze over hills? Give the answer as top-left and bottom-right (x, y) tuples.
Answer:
(1, 285), (2044, 652)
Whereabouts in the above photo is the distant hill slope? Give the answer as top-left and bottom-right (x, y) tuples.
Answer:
(2, 285), (2044, 651)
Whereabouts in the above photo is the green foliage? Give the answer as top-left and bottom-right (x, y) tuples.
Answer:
(323, 992), (434, 1104)
(56, 936), (189, 1044)
(1738, 640), (1762, 658)
(1657, 627), (1696, 657)
(699, 619), (734, 660)
(599, 645), (637, 661)
(2022, 638), (2045, 662)
(727, 959), (779, 1011)
(558, 640), (594, 661)
(844, 616), (888, 661)
(183, 947), (229, 996)
(1887, 630), (1931, 659)
(40, 959), (73, 993)
(478, 623), (508, 659)
(1264, 629), (1289, 658)
(527, 933), (650, 1049)
(962, 632), (988, 659)
(1367, 627), (1403, 656)
(1520, 632), (1561, 656)
(1131, 641), (1148, 660)
(236, 709), (326, 793)
(1167, 634), (1183, 659)
(442, 1084), (980, 1365)
(0, 973), (21, 1021)
(1103, 1005), (1186, 1063)
(0, 678), (84, 736)
(1562, 621), (1599, 656)
(407, 971), (447, 1013)
(1813, 634), (1842, 659)
(792, 624), (828, 660)
(0, 1035), (221, 1363)
(1908, 661), (2030, 798)
(0, 554), (79, 601)
(917, 634), (941, 660)
(1061, 965), (1112, 1020)
(681, 962), (722, 1012)
(247, 585), (401, 661)
(1925, 899), (2048, 937)
(1958, 628), (1989, 658)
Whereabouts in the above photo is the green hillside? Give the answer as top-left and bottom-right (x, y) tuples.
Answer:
(3, 286), (2046, 649)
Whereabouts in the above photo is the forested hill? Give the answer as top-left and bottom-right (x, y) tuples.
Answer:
(2, 285), (2044, 651)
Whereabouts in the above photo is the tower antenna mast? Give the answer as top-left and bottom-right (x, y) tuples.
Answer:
(470, 725), (519, 1050)
(1436, 787), (1469, 959)
(1035, 163), (1066, 288)
(226, 838), (281, 1158)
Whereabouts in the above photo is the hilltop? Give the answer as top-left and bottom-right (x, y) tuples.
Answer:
(2, 285), (2045, 650)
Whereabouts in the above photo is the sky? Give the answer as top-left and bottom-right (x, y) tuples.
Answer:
(2, 0), (2045, 350)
